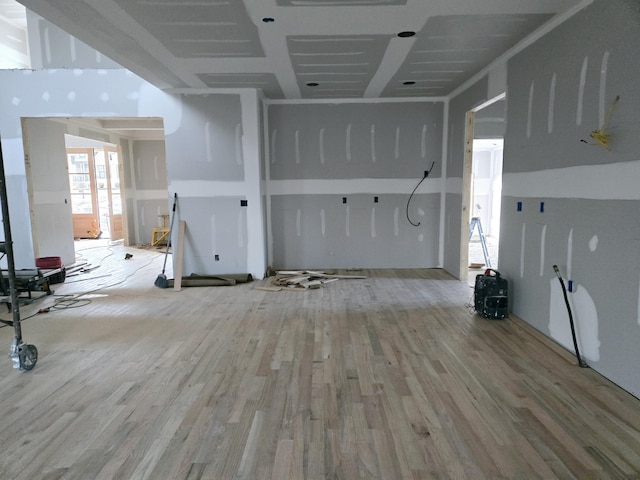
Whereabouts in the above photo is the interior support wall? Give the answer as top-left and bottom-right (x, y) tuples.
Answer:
(0, 70), (267, 278)
(500, 0), (640, 397)
(265, 100), (444, 270)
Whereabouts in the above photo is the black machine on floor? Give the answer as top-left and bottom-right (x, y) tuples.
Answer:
(474, 269), (509, 319)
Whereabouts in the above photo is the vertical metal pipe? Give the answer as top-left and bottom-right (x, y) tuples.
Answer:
(0, 137), (22, 347)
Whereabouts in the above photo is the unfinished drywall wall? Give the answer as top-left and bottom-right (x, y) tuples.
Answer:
(267, 101), (443, 269)
(26, 11), (120, 69)
(22, 118), (75, 265)
(501, 0), (640, 396)
(131, 140), (169, 245)
(165, 91), (265, 277)
(0, 69), (267, 277)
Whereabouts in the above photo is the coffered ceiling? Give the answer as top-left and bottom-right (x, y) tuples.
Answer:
(17, 0), (585, 100)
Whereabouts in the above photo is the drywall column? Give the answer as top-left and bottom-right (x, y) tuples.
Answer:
(166, 90), (266, 279)
(242, 91), (267, 278)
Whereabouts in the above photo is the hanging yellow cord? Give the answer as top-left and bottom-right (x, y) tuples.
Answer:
(582, 95), (620, 151)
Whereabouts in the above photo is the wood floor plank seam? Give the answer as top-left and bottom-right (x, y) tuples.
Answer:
(1, 252), (639, 479)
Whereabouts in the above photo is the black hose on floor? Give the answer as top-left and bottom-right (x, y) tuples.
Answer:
(553, 265), (588, 368)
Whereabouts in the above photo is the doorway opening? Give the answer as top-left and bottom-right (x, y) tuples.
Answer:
(460, 94), (506, 284)
(67, 145), (123, 241)
(22, 116), (166, 268)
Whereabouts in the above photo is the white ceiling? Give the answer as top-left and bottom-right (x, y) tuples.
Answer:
(16, 0), (584, 100)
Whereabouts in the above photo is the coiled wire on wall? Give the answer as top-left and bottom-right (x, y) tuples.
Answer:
(406, 161), (435, 227)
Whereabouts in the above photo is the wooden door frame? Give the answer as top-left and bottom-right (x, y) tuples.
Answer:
(459, 93), (506, 282)
(67, 147), (100, 239)
(103, 145), (127, 241)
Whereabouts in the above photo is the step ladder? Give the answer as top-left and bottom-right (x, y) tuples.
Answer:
(469, 216), (491, 268)
(151, 214), (171, 246)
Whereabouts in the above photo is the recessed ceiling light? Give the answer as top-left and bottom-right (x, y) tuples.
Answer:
(397, 31), (416, 38)
(403, 81), (416, 85)
(306, 82), (319, 87)
(262, 17), (275, 23)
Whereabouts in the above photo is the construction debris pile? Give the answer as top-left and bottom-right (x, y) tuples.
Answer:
(258, 270), (367, 291)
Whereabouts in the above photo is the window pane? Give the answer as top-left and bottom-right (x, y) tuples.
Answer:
(111, 195), (122, 215)
(69, 174), (91, 194)
(71, 194), (93, 214)
(68, 154), (89, 174)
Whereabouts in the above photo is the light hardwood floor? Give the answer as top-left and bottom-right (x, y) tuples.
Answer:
(0, 241), (639, 479)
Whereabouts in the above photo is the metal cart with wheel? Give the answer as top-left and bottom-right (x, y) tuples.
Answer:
(0, 136), (38, 371)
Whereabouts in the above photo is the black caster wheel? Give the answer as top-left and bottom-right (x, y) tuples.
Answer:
(18, 344), (38, 371)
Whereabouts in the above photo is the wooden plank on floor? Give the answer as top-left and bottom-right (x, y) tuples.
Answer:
(173, 220), (186, 291)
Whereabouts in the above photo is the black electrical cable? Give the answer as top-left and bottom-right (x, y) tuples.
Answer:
(0, 247), (159, 326)
(406, 161), (435, 227)
(552, 265), (588, 368)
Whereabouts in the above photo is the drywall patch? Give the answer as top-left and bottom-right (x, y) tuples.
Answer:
(589, 235), (598, 252)
(549, 278), (601, 361)
(345, 205), (351, 237)
(394, 126), (400, 159)
(296, 209), (301, 237)
(271, 129), (277, 164)
(599, 51), (610, 127)
(548, 73), (556, 134)
(370, 124), (376, 163)
(371, 207), (376, 238)
(211, 214), (217, 254)
(502, 161), (640, 200)
(540, 224), (547, 276)
(567, 228), (574, 279)
(320, 209), (326, 237)
(520, 222), (526, 277)
(67, 91), (76, 102)
(42, 91), (50, 102)
(70, 36), (77, 62)
(205, 121), (213, 163)
(12, 97), (20, 106)
(153, 156), (159, 180)
(319, 128), (325, 165)
(235, 123), (243, 166)
(527, 81), (534, 139)
(418, 233), (424, 242)
(44, 26), (52, 64)
(394, 207), (399, 236)
(346, 123), (352, 162)
(577, 56), (588, 126)
(237, 209), (245, 248)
